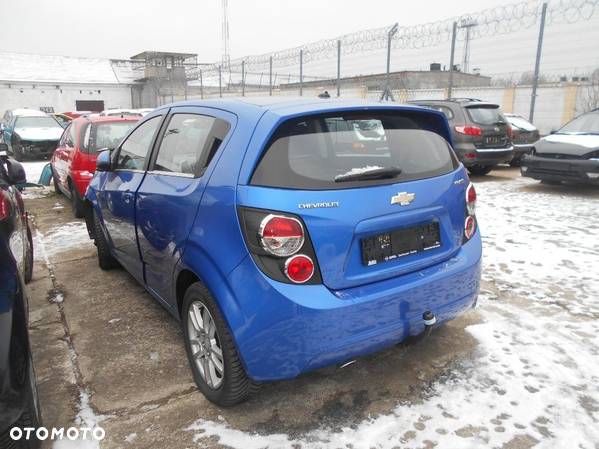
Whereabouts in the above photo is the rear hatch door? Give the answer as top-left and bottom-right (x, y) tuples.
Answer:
(465, 104), (510, 148)
(239, 108), (469, 291)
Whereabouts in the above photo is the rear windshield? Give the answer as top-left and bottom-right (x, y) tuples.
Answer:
(83, 121), (136, 153)
(466, 106), (503, 125)
(250, 112), (458, 190)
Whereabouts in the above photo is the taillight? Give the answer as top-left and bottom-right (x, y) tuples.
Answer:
(464, 216), (476, 240)
(463, 183), (477, 242)
(507, 125), (513, 140)
(455, 125), (482, 136)
(284, 255), (315, 284)
(239, 207), (321, 285)
(0, 191), (11, 221)
(466, 183), (476, 215)
(259, 214), (304, 257)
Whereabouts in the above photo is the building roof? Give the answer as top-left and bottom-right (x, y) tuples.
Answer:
(130, 51), (197, 60)
(0, 52), (137, 85)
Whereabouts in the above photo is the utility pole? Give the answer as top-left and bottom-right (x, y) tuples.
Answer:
(380, 23), (398, 101)
(299, 49), (303, 96)
(221, 0), (231, 69)
(530, 2), (548, 123)
(459, 18), (477, 74)
(448, 21), (457, 99)
(336, 40), (341, 97)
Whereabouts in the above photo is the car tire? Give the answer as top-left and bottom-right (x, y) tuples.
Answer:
(70, 184), (85, 219)
(93, 210), (118, 270)
(468, 165), (493, 176)
(15, 356), (42, 449)
(52, 168), (61, 195)
(182, 282), (260, 406)
(24, 226), (33, 284)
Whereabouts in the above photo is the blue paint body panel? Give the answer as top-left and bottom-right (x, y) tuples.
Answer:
(87, 98), (482, 382)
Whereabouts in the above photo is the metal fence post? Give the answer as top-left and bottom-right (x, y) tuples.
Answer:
(530, 2), (548, 123)
(448, 21), (457, 99)
(199, 69), (204, 99)
(337, 40), (341, 97)
(299, 49), (304, 96)
(380, 23), (398, 101)
(218, 65), (222, 97)
(241, 60), (245, 96)
(269, 56), (273, 96)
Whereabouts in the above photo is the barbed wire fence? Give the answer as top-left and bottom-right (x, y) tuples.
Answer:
(183, 0), (599, 128)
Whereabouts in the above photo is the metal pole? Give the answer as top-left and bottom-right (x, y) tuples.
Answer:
(199, 70), (204, 99)
(269, 56), (273, 96)
(241, 60), (245, 96)
(299, 49), (303, 96)
(381, 23), (398, 101)
(448, 21), (457, 99)
(218, 65), (222, 97)
(336, 40), (341, 97)
(530, 2), (548, 123)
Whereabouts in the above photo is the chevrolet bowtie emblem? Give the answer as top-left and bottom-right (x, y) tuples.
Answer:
(391, 192), (415, 206)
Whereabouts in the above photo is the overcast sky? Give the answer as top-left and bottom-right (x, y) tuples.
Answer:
(0, 0), (512, 61)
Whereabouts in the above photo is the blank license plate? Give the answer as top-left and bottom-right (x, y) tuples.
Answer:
(361, 222), (441, 266)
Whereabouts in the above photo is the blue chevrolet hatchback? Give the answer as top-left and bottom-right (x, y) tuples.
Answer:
(85, 98), (482, 406)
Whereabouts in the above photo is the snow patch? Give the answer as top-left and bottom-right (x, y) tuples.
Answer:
(35, 221), (92, 260)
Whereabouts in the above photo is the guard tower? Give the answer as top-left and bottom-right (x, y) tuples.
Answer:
(130, 51), (197, 107)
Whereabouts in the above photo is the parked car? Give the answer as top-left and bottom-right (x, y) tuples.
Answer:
(1, 110), (63, 161)
(51, 116), (139, 218)
(85, 99), (482, 406)
(135, 108), (155, 117)
(0, 143), (41, 448)
(408, 98), (513, 175)
(504, 113), (540, 166)
(62, 111), (93, 120)
(521, 109), (599, 185)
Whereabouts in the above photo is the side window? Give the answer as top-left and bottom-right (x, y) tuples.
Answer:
(60, 124), (73, 146)
(152, 113), (230, 176)
(116, 116), (162, 171)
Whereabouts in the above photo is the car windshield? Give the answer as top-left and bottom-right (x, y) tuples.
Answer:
(15, 116), (62, 129)
(84, 122), (136, 153)
(466, 106), (504, 125)
(557, 113), (599, 134)
(251, 112), (458, 190)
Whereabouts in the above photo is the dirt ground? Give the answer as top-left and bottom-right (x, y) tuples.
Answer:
(22, 166), (599, 449)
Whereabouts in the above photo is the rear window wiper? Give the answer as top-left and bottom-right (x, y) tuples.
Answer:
(334, 166), (402, 183)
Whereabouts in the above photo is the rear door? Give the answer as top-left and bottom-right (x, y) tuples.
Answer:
(52, 123), (77, 189)
(136, 107), (233, 303)
(465, 104), (510, 148)
(95, 114), (164, 281)
(240, 109), (468, 291)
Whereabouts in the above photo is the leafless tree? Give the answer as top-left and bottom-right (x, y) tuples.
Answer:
(579, 68), (599, 112)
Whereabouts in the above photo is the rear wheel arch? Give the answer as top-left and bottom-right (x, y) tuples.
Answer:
(176, 269), (200, 317)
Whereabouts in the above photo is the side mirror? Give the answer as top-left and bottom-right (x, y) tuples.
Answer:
(550, 129), (557, 135)
(96, 148), (113, 172)
(6, 159), (27, 186)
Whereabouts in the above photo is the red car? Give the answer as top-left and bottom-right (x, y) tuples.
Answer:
(51, 116), (138, 217)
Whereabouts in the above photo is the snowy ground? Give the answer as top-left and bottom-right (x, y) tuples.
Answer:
(21, 162), (599, 449)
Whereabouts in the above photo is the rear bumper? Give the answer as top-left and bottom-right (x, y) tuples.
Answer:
(455, 144), (514, 166)
(521, 155), (599, 184)
(512, 143), (534, 156)
(226, 232), (482, 381)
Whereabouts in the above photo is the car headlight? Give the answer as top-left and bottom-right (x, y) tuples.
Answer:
(586, 150), (599, 160)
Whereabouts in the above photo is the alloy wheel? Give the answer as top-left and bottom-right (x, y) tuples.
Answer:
(187, 301), (224, 389)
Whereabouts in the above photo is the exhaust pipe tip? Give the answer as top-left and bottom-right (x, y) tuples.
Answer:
(423, 311), (437, 326)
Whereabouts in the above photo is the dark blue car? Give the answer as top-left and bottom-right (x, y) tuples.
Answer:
(85, 98), (482, 406)
(0, 144), (41, 447)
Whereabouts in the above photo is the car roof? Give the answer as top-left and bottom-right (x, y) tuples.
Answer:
(72, 115), (140, 125)
(154, 97), (442, 119)
(10, 108), (47, 117)
(408, 99), (500, 108)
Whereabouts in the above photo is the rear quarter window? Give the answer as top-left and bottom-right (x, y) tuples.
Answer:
(251, 111), (458, 190)
(466, 106), (504, 125)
